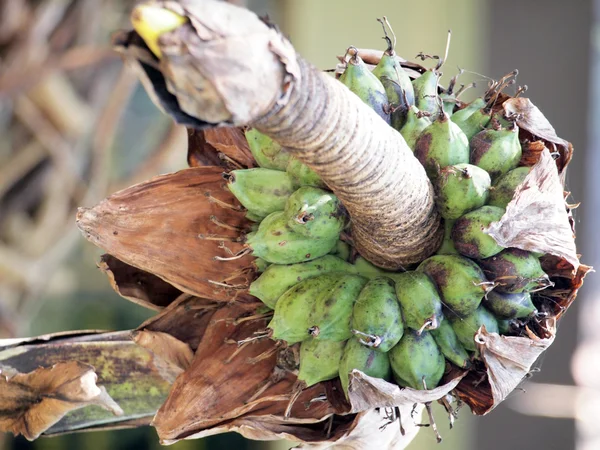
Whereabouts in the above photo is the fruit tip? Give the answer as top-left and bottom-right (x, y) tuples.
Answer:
(131, 4), (187, 58)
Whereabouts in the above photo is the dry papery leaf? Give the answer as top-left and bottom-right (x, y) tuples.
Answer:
(487, 148), (579, 270)
(77, 166), (256, 303)
(503, 97), (573, 178)
(137, 295), (220, 351)
(132, 330), (193, 371)
(188, 127), (256, 169)
(0, 361), (122, 440)
(99, 254), (182, 310)
(151, 303), (426, 448)
(0, 330), (184, 436)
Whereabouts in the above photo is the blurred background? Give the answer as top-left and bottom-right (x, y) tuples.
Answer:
(0, 0), (596, 449)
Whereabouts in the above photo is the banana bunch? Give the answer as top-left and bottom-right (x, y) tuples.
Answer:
(219, 27), (555, 400)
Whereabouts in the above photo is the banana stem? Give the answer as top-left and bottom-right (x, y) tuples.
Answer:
(125, 0), (442, 268)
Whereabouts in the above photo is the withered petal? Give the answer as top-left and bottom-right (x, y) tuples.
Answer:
(132, 330), (193, 372)
(487, 149), (579, 270)
(99, 254), (182, 310)
(76, 167), (256, 303)
(0, 362), (122, 440)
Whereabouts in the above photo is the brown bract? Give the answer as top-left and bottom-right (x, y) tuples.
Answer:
(503, 97), (573, 178)
(151, 303), (422, 449)
(99, 254), (182, 310)
(486, 149), (579, 270)
(0, 362), (122, 440)
(188, 127), (256, 169)
(76, 166), (256, 303)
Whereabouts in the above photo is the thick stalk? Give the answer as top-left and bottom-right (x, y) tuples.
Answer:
(254, 58), (442, 267)
(129, 0), (442, 268)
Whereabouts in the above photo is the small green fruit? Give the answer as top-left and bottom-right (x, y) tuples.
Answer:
(297, 339), (346, 387)
(451, 205), (506, 259)
(351, 277), (404, 352)
(339, 338), (391, 398)
(449, 306), (499, 352)
(393, 272), (443, 332)
(431, 318), (471, 369)
(389, 330), (445, 390)
(245, 128), (290, 170)
(225, 168), (295, 220)
(488, 167), (531, 208)
(417, 255), (491, 317)
(483, 290), (537, 319)
(435, 163), (491, 219)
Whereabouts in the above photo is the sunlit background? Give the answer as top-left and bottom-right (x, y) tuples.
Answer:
(0, 0), (597, 449)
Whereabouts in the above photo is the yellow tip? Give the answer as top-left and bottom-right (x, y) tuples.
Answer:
(131, 5), (187, 58)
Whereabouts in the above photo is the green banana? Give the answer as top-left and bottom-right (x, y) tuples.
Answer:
(297, 339), (346, 387)
(351, 277), (404, 352)
(393, 271), (443, 333)
(451, 205), (506, 259)
(339, 52), (390, 123)
(414, 111), (470, 177)
(449, 306), (499, 352)
(478, 248), (552, 294)
(245, 128), (291, 170)
(435, 163), (491, 220)
(249, 255), (353, 309)
(246, 211), (337, 264)
(389, 330), (445, 390)
(488, 167), (530, 208)
(286, 157), (326, 188)
(284, 187), (348, 239)
(339, 338), (391, 398)
(308, 274), (368, 341)
(417, 255), (491, 317)
(225, 168), (295, 220)
(431, 318), (471, 369)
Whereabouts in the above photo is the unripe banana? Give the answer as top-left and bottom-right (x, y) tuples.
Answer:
(488, 167), (531, 208)
(351, 277), (404, 352)
(393, 272), (443, 333)
(286, 158), (325, 188)
(339, 52), (390, 123)
(435, 163), (491, 220)
(284, 187), (348, 240)
(400, 106), (432, 150)
(245, 128), (290, 170)
(308, 274), (367, 341)
(431, 318), (471, 369)
(389, 330), (445, 390)
(268, 274), (335, 344)
(249, 255), (353, 309)
(298, 339), (346, 387)
(449, 306), (499, 352)
(483, 290), (537, 319)
(339, 338), (391, 398)
(225, 168), (295, 220)
(470, 122), (522, 180)
(478, 248), (552, 294)
(414, 111), (470, 177)
(246, 212), (338, 264)
(418, 255), (491, 317)
(451, 205), (506, 259)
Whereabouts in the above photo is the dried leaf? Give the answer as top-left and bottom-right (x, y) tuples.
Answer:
(132, 330), (193, 371)
(76, 167), (256, 303)
(188, 127), (256, 169)
(346, 370), (467, 413)
(0, 330), (179, 435)
(486, 149), (579, 270)
(137, 295), (221, 351)
(153, 304), (339, 443)
(99, 254), (182, 310)
(503, 97), (573, 176)
(0, 362), (122, 440)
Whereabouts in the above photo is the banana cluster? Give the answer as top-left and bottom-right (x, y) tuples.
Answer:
(222, 36), (553, 399)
